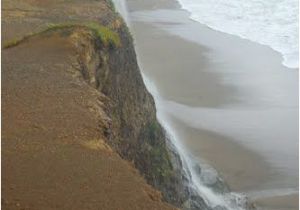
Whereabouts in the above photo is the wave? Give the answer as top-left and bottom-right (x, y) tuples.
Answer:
(176, 0), (299, 69)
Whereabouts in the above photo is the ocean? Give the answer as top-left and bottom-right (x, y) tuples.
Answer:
(176, 0), (299, 69)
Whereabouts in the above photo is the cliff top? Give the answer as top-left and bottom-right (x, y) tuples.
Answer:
(2, 0), (176, 209)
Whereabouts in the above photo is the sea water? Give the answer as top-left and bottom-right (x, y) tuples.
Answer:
(176, 0), (299, 69)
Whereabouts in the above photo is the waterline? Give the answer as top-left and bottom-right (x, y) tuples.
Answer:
(175, 0), (299, 69)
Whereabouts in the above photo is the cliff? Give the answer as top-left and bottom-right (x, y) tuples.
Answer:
(2, 0), (206, 209)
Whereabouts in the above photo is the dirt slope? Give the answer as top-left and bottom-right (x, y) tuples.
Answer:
(2, 0), (177, 209)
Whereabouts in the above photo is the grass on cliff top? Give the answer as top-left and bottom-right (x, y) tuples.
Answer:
(3, 22), (121, 49)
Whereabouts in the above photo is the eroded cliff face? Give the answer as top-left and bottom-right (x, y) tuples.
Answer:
(2, 0), (208, 209)
(73, 23), (189, 206)
(75, 16), (211, 209)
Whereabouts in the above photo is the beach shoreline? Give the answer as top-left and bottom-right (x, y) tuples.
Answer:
(127, 0), (299, 209)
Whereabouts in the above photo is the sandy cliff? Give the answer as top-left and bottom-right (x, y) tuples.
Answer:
(2, 0), (204, 209)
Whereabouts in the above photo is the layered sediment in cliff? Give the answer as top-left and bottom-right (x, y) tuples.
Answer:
(2, 0), (208, 209)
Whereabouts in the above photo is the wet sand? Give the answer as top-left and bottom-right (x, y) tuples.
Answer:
(255, 194), (298, 210)
(126, 0), (299, 209)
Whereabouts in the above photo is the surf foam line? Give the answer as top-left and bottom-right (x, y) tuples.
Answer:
(175, 0), (299, 69)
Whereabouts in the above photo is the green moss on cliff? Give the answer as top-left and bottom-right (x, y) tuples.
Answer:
(46, 23), (121, 48)
(147, 121), (160, 142)
(139, 121), (174, 182)
(150, 145), (173, 178)
(3, 33), (33, 49)
(3, 22), (121, 49)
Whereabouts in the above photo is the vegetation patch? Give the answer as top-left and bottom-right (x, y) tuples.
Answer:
(3, 22), (121, 49)
(150, 145), (173, 178)
(147, 121), (160, 140)
(140, 121), (174, 181)
(3, 33), (34, 49)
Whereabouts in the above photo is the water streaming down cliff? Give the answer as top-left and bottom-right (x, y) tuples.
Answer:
(141, 74), (250, 210)
(111, 0), (253, 209)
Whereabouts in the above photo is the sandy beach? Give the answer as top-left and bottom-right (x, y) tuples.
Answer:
(126, 0), (299, 209)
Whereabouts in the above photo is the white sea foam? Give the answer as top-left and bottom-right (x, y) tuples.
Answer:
(176, 0), (299, 69)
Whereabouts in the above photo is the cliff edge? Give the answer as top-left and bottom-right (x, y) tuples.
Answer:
(2, 0), (205, 209)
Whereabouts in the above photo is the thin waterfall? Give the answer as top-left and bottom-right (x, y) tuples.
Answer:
(112, 0), (249, 209)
